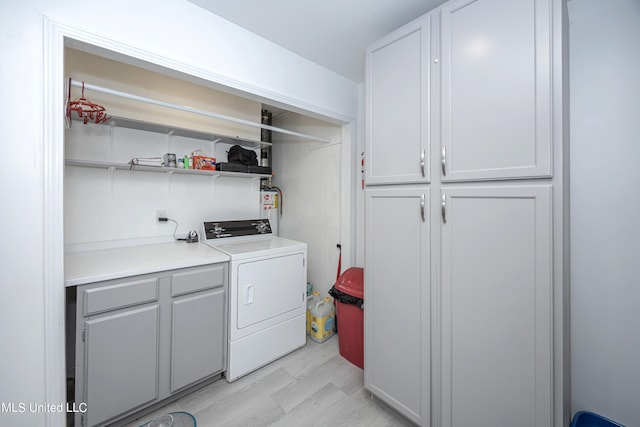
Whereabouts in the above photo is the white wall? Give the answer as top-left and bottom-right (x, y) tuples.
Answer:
(569, 1), (640, 425)
(64, 49), (265, 245)
(65, 48), (263, 141)
(0, 1), (357, 426)
(65, 126), (261, 245)
(271, 113), (343, 297)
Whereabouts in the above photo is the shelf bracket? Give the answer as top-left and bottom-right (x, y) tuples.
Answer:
(211, 175), (220, 197)
(108, 166), (116, 197)
(210, 138), (221, 159)
(167, 170), (176, 195)
(109, 120), (116, 154)
(167, 130), (175, 153)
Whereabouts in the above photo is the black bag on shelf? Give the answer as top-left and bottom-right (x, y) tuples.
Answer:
(228, 145), (258, 166)
(216, 162), (249, 173)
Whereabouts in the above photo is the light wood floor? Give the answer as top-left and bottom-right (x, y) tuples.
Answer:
(125, 336), (414, 427)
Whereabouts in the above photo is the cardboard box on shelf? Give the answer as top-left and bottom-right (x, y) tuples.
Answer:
(193, 156), (216, 170)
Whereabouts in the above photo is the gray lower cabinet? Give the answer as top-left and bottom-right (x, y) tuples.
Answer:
(171, 289), (225, 392)
(75, 263), (227, 427)
(364, 187), (430, 425)
(439, 185), (553, 427)
(83, 305), (160, 426)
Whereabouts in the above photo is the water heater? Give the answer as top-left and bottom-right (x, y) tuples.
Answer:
(260, 189), (279, 236)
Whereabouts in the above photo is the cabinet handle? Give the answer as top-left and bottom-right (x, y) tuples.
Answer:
(441, 146), (447, 176)
(420, 193), (426, 222)
(244, 284), (254, 305)
(420, 149), (426, 178)
(441, 193), (447, 224)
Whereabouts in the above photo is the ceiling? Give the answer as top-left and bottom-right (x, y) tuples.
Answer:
(187, 0), (447, 83)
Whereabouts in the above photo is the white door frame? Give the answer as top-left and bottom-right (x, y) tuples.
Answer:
(43, 19), (357, 426)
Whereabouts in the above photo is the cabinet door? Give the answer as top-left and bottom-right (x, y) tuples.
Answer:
(83, 305), (160, 426)
(364, 187), (430, 425)
(440, 0), (552, 181)
(439, 185), (552, 427)
(366, 14), (431, 185)
(171, 288), (225, 392)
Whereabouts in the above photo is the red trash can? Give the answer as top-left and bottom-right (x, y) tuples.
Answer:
(330, 267), (364, 369)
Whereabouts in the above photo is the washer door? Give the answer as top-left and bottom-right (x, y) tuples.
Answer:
(236, 253), (305, 330)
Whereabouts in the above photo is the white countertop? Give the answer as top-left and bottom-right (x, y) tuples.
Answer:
(65, 242), (230, 287)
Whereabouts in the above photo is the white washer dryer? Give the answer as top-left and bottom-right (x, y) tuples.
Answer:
(202, 219), (307, 382)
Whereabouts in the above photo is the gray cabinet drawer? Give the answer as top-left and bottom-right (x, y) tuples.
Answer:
(82, 278), (159, 316)
(171, 264), (225, 297)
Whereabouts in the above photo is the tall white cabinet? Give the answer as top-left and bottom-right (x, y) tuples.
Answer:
(364, 0), (567, 426)
(365, 14), (432, 185)
(440, 185), (553, 427)
(365, 188), (430, 424)
(440, 0), (553, 182)
(364, 12), (434, 425)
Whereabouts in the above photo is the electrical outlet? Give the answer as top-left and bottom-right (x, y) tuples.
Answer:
(156, 210), (167, 222)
